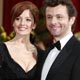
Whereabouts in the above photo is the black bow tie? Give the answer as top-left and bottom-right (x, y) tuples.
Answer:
(50, 41), (61, 50)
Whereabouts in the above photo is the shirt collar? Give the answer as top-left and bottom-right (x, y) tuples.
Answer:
(60, 32), (73, 50)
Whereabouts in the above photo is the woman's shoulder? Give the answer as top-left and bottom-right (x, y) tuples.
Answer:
(37, 47), (44, 53)
(0, 43), (5, 65)
(0, 42), (9, 54)
(0, 42), (5, 51)
(0, 42), (8, 61)
(0, 42), (4, 46)
(36, 45), (45, 57)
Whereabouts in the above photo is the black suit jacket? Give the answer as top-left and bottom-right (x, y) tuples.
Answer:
(36, 36), (80, 80)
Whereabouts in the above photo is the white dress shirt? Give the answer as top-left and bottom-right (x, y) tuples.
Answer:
(41, 32), (73, 80)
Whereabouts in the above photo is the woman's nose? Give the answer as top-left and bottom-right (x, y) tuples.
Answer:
(20, 19), (26, 25)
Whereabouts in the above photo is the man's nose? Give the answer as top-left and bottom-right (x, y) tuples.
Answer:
(51, 17), (58, 24)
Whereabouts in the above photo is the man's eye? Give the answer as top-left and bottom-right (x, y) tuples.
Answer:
(57, 16), (63, 19)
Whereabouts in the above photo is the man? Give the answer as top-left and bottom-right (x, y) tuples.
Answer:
(36, 0), (80, 80)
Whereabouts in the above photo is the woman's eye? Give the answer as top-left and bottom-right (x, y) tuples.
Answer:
(15, 17), (20, 20)
(48, 17), (51, 19)
(26, 19), (32, 21)
(47, 16), (52, 19)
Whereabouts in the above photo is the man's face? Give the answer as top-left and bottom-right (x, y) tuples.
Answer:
(46, 4), (75, 39)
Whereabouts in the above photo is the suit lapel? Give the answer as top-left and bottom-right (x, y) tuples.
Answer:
(46, 36), (76, 79)
(40, 46), (52, 78)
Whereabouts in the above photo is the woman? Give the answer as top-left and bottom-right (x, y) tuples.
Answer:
(0, 1), (44, 80)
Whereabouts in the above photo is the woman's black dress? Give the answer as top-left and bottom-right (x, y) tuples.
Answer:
(0, 43), (44, 80)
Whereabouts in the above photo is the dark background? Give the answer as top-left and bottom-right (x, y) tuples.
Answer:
(3, 0), (80, 35)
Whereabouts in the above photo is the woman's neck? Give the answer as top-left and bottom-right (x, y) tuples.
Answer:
(11, 35), (31, 45)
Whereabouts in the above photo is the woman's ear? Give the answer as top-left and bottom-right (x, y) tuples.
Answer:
(32, 24), (36, 30)
(12, 23), (14, 28)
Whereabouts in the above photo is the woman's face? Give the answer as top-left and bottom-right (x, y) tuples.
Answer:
(13, 9), (36, 36)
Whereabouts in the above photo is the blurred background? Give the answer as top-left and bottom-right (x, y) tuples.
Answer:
(0, 0), (80, 50)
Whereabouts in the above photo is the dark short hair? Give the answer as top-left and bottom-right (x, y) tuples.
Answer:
(11, 1), (39, 25)
(43, 0), (77, 31)
(44, 0), (77, 18)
